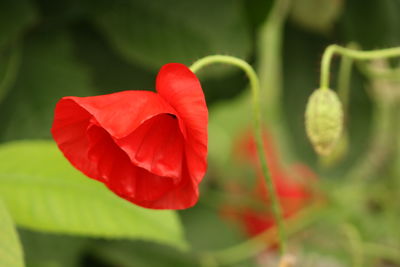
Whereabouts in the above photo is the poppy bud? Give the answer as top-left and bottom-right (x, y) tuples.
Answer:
(320, 133), (348, 167)
(305, 88), (343, 155)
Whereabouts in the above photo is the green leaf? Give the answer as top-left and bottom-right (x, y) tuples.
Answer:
(0, 199), (25, 267)
(0, 0), (37, 51)
(0, 30), (96, 141)
(91, 0), (251, 69)
(19, 229), (88, 267)
(0, 141), (187, 251)
(91, 240), (194, 267)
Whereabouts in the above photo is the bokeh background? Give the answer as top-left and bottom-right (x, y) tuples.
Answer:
(1, 0), (400, 266)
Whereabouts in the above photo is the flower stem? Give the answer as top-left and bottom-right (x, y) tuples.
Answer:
(190, 55), (287, 254)
(320, 45), (400, 89)
(337, 43), (358, 115)
(210, 201), (324, 265)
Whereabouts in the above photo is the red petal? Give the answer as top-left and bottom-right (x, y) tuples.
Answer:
(54, 91), (185, 178)
(242, 210), (275, 236)
(156, 63), (208, 183)
(86, 123), (176, 202)
(116, 114), (184, 180)
(132, 164), (199, 209)
(51, 99), (101, 180)
(236, 130), (283, 178)
(58, 117), (198, 209)
(87, 123), (198, 209)
(64, 91), (176, 139)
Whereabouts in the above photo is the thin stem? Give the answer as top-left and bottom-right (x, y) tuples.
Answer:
(337, 43), (357, 115)
(190, 55), (287, 254)
(210, 201), (324, 265)
(320, 44), (400, 89)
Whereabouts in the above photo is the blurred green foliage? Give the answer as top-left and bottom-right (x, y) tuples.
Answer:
(0, 141), (186, 251)
(0, 0), (400, 266)
(0, 199), (24, 267)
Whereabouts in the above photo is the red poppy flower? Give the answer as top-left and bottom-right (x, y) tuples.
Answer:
(51, 63), (208, 210)
(240, 164), (316, 237)
(222, 130), (317, 239)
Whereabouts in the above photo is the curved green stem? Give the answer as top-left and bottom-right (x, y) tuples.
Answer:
(337, 43), (357, 115)
(320, 45), (400, 89)
(190, 55), (287, 255)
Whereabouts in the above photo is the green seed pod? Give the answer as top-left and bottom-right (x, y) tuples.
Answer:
(305, 88), (343, 155)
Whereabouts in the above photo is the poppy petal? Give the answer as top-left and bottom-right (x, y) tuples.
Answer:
(156, 63), (208, 183)
(51, 99), (101, 180)
(86, 123), (176, 202)
(54, 91), (186, 178)
(63, 90), (176, 139)
(116, 114), (184, 180)
(133, 165), (199, 209)
(242, 210), (275, 236)
(86, 122), (197, 209)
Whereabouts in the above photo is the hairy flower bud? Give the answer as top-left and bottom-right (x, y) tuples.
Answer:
(305, 88), (343, 155)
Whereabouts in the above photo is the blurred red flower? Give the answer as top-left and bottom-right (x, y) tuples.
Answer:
(51, 63), (208, 210)
(222, 130), (317, 238)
